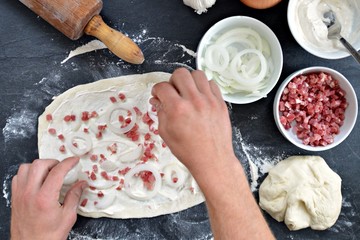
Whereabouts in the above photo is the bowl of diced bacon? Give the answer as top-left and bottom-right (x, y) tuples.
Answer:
(274, 66), (358, 151)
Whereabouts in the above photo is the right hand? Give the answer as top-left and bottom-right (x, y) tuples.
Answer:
(150, 68), (237, 177)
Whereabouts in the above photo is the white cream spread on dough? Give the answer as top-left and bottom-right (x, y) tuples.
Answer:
(293, 0), (360, 51)
(38, 72), (204, 218)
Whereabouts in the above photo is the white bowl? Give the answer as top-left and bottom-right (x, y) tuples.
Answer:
(287, 0), (360, 59)
(274, 66), (358, 151)
(196, 16), (283, 104)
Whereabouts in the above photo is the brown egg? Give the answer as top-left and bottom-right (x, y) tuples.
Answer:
(240, 0), (282, 9)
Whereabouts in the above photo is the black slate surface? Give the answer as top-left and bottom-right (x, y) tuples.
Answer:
(1, 0), (360, 239)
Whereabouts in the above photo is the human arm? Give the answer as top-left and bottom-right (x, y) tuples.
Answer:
(10, 156), (88, 240)
(150, 68), (274, 239)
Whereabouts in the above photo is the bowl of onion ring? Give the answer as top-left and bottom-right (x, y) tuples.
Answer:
(196, 16), (283, 104)
(273, 66), (358, 151)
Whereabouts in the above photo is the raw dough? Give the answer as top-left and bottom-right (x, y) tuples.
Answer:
(259, 155), (342, 231)
(38, 72), (204, 218)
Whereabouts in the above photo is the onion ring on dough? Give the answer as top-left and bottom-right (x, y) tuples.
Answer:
(124, 163), (162, 201)
(66, 132), (93, 156)
(105, 104), (136, 135)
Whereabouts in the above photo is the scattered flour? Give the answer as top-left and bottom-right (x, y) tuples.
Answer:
(2, 176), (10, 207)
(232, 126), (285, 191)
(175, 43), (197, 58)
(61, 40), (107, 64)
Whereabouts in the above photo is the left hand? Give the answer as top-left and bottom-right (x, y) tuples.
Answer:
(11, 156), (87, 240)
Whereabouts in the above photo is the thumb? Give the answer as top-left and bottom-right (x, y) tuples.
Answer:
(62, 181), (88, 213)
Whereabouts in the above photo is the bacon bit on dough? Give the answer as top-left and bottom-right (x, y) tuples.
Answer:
(80, 199), (88, 207)
(46, 114), (53, 122)
(48, 128), (56, 135)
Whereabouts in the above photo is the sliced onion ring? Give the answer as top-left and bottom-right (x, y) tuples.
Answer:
(230, 49), (267, 85)
(106, 104), (136, 135)
(204, 44), (230, 72)
(66, 132), (92, 156)
(163, 163), (188, 188)
(124, 163), (162, 201)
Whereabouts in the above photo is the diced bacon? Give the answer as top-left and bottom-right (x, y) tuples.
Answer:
(100, 171), (111, 180)
(83, 128), (89, 133)
(80, 199), (88, 207)
(110, 96), (117, 103)
(48, 128), (56, 135)
(144, 133), (151, 141)
(90, 154), (98, 162)
(139, 171), (156, 190)
(96, 132), (103, 139)
(279, 72), (348, 147)
(118, 167), (131, 175)
(98, 124), (107, 131)
(90, 111), (98, 118)
(125, 124), (140, 141)
(97, 191), (104, 198)
(172, 177), (178, 183)
(133, 107), (142, 116)
(142, 113), (154, 125)
(118, 93), (126, 101)
(90, 172), (97, 180)
(57, 134), (65, 141)
(107, 143), (117, 154)
(64, 115), (72, 122)
(92, 165), (98, 173)
(46, 114), (53, 122)
(59, 145), (66, 152)
(81, 111), (90, 121)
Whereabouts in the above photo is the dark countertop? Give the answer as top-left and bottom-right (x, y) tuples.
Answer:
(1, 0), (359, 239)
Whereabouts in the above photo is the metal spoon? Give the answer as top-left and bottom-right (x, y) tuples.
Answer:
(323, 10), (360, 64)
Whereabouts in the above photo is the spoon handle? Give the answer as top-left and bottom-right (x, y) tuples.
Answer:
(340, 37), (360, 65)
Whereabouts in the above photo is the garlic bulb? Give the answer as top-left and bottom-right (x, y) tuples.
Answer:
(183, 0), (216, 14)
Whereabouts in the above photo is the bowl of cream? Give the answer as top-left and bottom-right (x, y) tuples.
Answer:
(288, 0), (360, 59)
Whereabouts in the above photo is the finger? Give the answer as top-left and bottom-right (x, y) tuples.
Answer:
(170, 68), (199, 99)
(62, 181), (88, 213)
(41, 156), (80, 201)
(15, 163), (31, 188)
(27, 159), (60, 191)
(149, 97), (162, 112)
(209, 80), (224, 100)
(11, 175), (18, 198)
(151, 81), (181, 110)
(191, 70), (212, 95)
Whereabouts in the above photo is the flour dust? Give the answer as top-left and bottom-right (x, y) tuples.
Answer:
(232, 125), (286, 191)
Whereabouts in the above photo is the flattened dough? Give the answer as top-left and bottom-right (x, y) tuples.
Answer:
(259, 155), (342, 231)
(38, 72), (204, 218)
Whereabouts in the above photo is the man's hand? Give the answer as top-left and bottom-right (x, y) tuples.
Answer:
(150, 68), (237, 178)
(11, 157), (87, 240)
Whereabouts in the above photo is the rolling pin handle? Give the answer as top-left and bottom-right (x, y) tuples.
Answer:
(85, 15), (144, 64)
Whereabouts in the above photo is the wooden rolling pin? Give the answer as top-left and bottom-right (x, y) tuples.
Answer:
(19, 0), (144, 64)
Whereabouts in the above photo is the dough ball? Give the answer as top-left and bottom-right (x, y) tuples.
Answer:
(259, 155), (342, 231)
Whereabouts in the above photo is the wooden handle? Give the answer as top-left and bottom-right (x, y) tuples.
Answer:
(85, 15), (144, 64)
